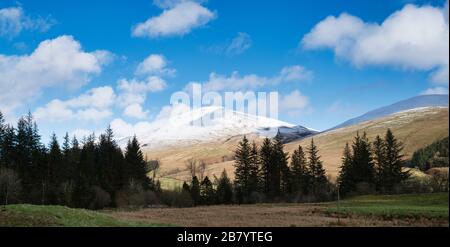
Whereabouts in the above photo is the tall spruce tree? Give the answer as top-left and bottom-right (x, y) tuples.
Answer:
(307, 139), (327, 189)
(234, 136), (252, 200)
(200, 176), (215, 205)
(351, 132), (376, 190)
(379, 129), (409, 192)
(248, 142), (261, 194)
(337, 143), (354, 195)
(291, 145), (309, 194)
(124, 136), (152, 190)
(260, 138), (273, 196)
(272, 135), (290, 196)
(216, 169), (233, 204)
(47, 134), (63, 204)
(372, 135), (386, 190)
(190, 176), (201, 206)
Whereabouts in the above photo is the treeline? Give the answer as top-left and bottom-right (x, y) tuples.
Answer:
(0, 111), (157, 208)
(410, 137), (449, 171)
(338, 130), (409, 195)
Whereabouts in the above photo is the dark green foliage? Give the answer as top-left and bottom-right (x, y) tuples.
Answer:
(216, 169), (233, 204)
(307, 139), (327, 190)
(272, 136), (290, 196)
(233, 136), (252, 199)
(290, 145), (310, 195)
(190, 176), (201, 206)
(337, 143), (354, 195)
(260, 138), (273, 196)
(411, 136), (449, 171)
(124, 136), (153, 190)
(200, 176), (215, 205)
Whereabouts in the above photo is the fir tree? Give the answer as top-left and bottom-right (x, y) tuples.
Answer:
(260, 138), (273, 196)
(248, 142), (261, 194)
(290, 145), (309, 194)
(216, 169), (233, 204)
(234, 136), (252, 200)
(200, 176), (215, 205)
(190, 176), (201, 206)
(307, 139), (327, 188)
(125, 136), (152, 190)
(379, 129), (409, 192)
(337, 143), (354, 195)
(272, 135), (290, 196)
(372, 135), (386, 190)
(351, 132), (376, 190)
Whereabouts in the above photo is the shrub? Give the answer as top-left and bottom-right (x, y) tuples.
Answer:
(160, 190), (194, 208)
(91, 186), (111, 209)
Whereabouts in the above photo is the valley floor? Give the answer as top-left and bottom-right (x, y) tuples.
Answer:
(109, 193), (449, 227)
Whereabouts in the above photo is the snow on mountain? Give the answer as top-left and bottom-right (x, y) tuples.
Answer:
(329, 94), (449, 131)
(117, 105), (317, 150)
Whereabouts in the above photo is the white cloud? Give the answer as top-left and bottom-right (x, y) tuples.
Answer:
(123, 103), (149, 119)
(34, 86), (115, 122)
(135, 54), (175, 76)
(226, 32), (252, 56)
(153, 0), (207, 9)
(132, 1), (216, 38)
(0, 6), (56, 39)
(0, 35), (113, 116)
(279, 90), (310, 116)
(185, 65), (312, 92)
(302, 1), (449, 85)
(421, 87), (449, 95)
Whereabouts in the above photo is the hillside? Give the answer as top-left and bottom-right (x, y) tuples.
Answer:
(148, 107), (448, 184)
(0, 204), (169, 227)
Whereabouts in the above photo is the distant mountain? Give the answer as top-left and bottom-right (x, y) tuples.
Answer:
(118, 106), (317, 150)
(330, 94), (449, 130)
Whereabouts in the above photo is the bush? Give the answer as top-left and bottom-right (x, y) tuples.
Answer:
(160, 190), (194, 208)
(91, 186), (111, 209)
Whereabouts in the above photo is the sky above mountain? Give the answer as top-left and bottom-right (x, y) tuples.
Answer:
(0, 0), (448, 143)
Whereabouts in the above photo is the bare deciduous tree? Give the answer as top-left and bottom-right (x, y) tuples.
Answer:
(198, 160), (207, 181)
(185, 158), (197, 178)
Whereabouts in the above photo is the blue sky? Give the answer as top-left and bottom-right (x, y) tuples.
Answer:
(0, 0), (448, 143)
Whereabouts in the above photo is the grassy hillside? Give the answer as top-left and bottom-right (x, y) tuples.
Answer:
(0, 204), (171, 227)
(147, 107), (448, 185)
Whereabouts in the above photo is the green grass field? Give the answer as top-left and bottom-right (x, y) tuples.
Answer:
(0, 204), (171, 227)
(327, 193), (449, 219)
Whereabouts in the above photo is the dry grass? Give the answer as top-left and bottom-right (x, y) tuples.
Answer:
(109, 202), (448, 227)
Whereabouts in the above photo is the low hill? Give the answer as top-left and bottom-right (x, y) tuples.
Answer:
(0, 204), (169, 227)
(148, 107), (448, 184)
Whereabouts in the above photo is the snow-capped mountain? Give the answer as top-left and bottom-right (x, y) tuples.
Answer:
(118, 105), (317, 150)
(329, 94), (449, 131)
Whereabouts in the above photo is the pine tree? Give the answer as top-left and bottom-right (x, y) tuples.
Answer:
(200, 176), (215, 205)
(0, 111), (5, 167)
(307, 139), (327, 189)
(234, 136), (252, 200)
(125, 136), (152, 190)
(0, 125), (16, 170)
(182, 181), (190, 193)
(379, 129), (409, 192)
(337, 143), (354, 195)
(260, 138), (273, 196)
(47, 133), (63, 204)
(190, 176), (201, 206)
(372, 135), (386, 191)
(216, 169), (233, 204)
(248, 142), (261, 194)
(272, 135), (290, 196)
(351, 132), (376, 190)
(291, 145), (309, 194)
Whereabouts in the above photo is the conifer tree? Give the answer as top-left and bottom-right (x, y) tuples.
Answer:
(190, 176), (201, 206)
(272, 136), (290, 196)
(47, 134), (63, 204)
(260, 138), (273, 196)
(216, 169), (233, 204)
(372, 135), (386, 190)
(234, 136), (252, 199)
(337, 143), (354, 195)
(291, 145), (309, 194)
(351, 132), (376, 189)
(248, 142), (261, 193)
(307, 139), (327, 188)
(379, 129), (409, 192)
(125, 136), (152, 190)
(200, 176), (215, 205)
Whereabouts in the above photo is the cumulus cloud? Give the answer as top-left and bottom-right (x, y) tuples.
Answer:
(185, 65), (312, 92)
(302, 1), (449, 85)
(34, 86), (115, 122)
(123, 103), (149, 119)
(0, 6), (56, 39)
(421, 87), (449, 95)
(0, 35), (113, 116)
(279, 90), (310, 116)
(135, 54), (176, 76)
(132, 1), (216, 38)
